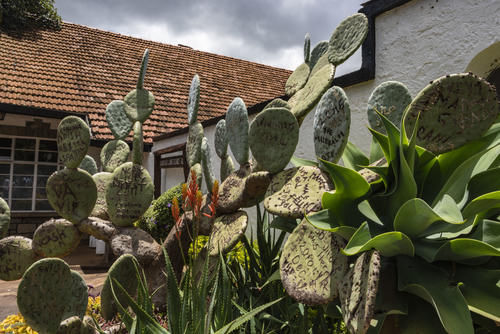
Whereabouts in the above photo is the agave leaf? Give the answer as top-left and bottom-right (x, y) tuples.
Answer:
(469, 219), (500, 248)
(358, 200), (384, 226)
(162, 247), (182, 334)
(305, 209), (357, 239)
(454, 266), (500, 322)
(269, 216), (298, 233)
(468, 167), (500, 201)
(394, 198), (464, 238)
(344, 222), (414, 257)
(370, 137), (385, 163)
(397, 256), (474, 334)
(342, 141), (369, 171)
(462, 191), (500, 220)
(290, 155), (318, 167)
(363, 165), (391, 192)
(394, 296), (448, 334)
(321, 160), (371, 226)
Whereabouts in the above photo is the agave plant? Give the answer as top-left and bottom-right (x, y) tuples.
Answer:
(306, 74), (500, 333)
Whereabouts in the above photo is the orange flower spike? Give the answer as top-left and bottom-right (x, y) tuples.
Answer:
(195, 190), (203, 218)
(211, 180), (219, 207)
(181, 183), (188, 206)
(171, 197), (180, 222)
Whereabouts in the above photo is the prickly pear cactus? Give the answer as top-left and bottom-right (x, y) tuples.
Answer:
(201, 137), (215, 191)
(215, 119), (229, 158)
(309, 41), (329, 71)
(289, 63), (336, 125)
(46, 168), (97, 224)
(309, 52), (330, 78)
(100, 139), (130, 173)
(239, 171), (271, 208)
(208, 211), (248, 256)
(339, 250), (381, 334)
(32, 218), (81, 257)
(217, 164), (251, 213)
(57, 116), (90, 168)
(225, 97), (250, 165)
(106, 162), (154, 226)
(57, 315), (94, 334)
(220, 155), (235, 182)
(0, 236), (36, 281)
(0, 197), (10, 238)
(101, 254), (140, 320)
(249, 107), (299, 173)
(404, 73), (499, 154)
(186, 121), (204, 168)
(367, 81), (412, 133)
(78, 217), (116, 241)
(91, 172), (113, 220)
(106, 100), (133, 140)
(17, 258), (88, 334)
(123, 50), (155, 123)
(110, 227), (161, 265)
(132, 121), (143, 164)
(328, 13), (368, 66)
(285, 63), (310, 97)
(78, 155), (98, 175)
(264, 98), (290, 110)
(188, 74), (201, 125)
(313, 86), (351, 164)
(188, 163), (203, 187)
(304, 33), (311, 63)
(264, 166), (333, 218)
(280, 219), (347, 305)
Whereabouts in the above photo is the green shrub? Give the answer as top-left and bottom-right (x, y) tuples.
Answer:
(136, 183), (183, 243)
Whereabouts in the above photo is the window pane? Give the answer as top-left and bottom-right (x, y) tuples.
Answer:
(0, 164), (9, 174)
(36, 200), (53, 211)
(15, 139), (35, 150)
(0, 149), (11, 160)
(11, 200), (32, 211)
(12, 187), (32, 199)
(38, 165), (57, 176)
(0, 175), (10, 187)
(38, 151), (58, 163)
(0, 138), (12, 148)
(12, 176), (33, 187)
(35, 187), (46, 199)
(37, 176), (49, 188)
(14, 150), (35, 161)
(14, 164), (34, 175)
(0, 186), (8, 198)
(39, 140), (57, 151)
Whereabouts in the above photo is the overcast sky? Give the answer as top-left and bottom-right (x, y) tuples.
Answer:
(54, 0), (364, 73)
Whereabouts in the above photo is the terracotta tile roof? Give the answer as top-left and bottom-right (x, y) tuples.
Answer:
(0, 23), (291, 143)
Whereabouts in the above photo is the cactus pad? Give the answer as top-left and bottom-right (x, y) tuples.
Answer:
(220, 155), (235, 182)
(313, 86), (351, 164)
(304, 33), (311, 63)
(91, 172), (112, 220)
(100, 140), (130, 173)
(280, 219), (348, 305)
(264, 98), (290, 111)
(201, 137), (215, 191)
(0, 197), (10, 238)
(132, 121), (143, 164)
(309, 41), (329, 71)
(225, 97), (250, 165)
(328, 13), (368, 66)
(0, 236), (36, 281)
(57, 316), (94, 334)
(106, 162), (154, 226)
(404, 73), (499, 154)
(188, 163), (203, 187)
(136, 49), (150, 90)
(188, 74), (201, 125)
(208, 211), (248, 256)
(240, 171), (271, 208)
(215, 119), (229, 158)
(106, 100), (133, 140)
(290, 63), (336, 125)
(32, 218), (81, 257)
(285, 63), (310, 97)
(78, 155), (98, 175)
(57, 116), (90, 168)
(217, 164), (252, 213)
(78, 217), (116, 241)
(264, 166), (333, 218)
(101, 254), (140, 320)
(367, 81), (412, 133)
(110, 227), (161, 265)
(186, 121), (204, 167)
(309, 52), (330, 78)
(249, 107), (299, 173)
(123, 88), (155, 123)
(339, 250), (381, 334)
(46, 168), (97, 224)
(17, 258), (87, 334)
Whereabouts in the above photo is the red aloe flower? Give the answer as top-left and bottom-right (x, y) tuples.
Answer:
(203, 180), (219, 218)
(171, 197), (182, 240)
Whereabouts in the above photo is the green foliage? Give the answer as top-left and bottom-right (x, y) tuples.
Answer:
(0, 0), (61, 32)
(136, 184), (183, 243)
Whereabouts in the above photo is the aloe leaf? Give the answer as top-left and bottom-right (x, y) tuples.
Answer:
(462, 191), (500, 220)
(342, 141), (369, 171)
(344, 222), (414, 257)
(369, 137), (385, 163)
(305, 209), (357, 239)
(269, 216), (298, 233)
(290, 155), (318, 167)
(163, 247), (182, 334)
(369, 129), (391, 164)
(454, 266), (500, 322)
(358, 200), (384, 225)
(321, 160), (371, 226)
(397, 256), (474, 334)
(394, 198), (464, 238)
(396, 296), (448, 334)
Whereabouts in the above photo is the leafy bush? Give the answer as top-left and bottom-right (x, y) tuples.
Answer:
(0, 0), (61, 32)
(136, 184), (183, 243)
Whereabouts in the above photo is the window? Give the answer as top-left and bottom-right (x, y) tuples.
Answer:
(0, 136), (60, 211)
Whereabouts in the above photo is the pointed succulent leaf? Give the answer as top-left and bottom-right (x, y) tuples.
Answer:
(225, 97), (250, 165)
(342, 141), (369, 171)
(0, 197), (10, 238)
(396, 297), (448, 334)
(328, 13), (368, 66)
(305, 209), (356, 240)
(57, 116), (90, 168)
(467, 167), (500, 201)
(269, 215), (299, 234)
(462, 191), (500, 220)
(397, 256), (474, 334)
(290, 155), (318, 167)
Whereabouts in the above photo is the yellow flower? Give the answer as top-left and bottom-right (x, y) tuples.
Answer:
(0, 313), (38, 334)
